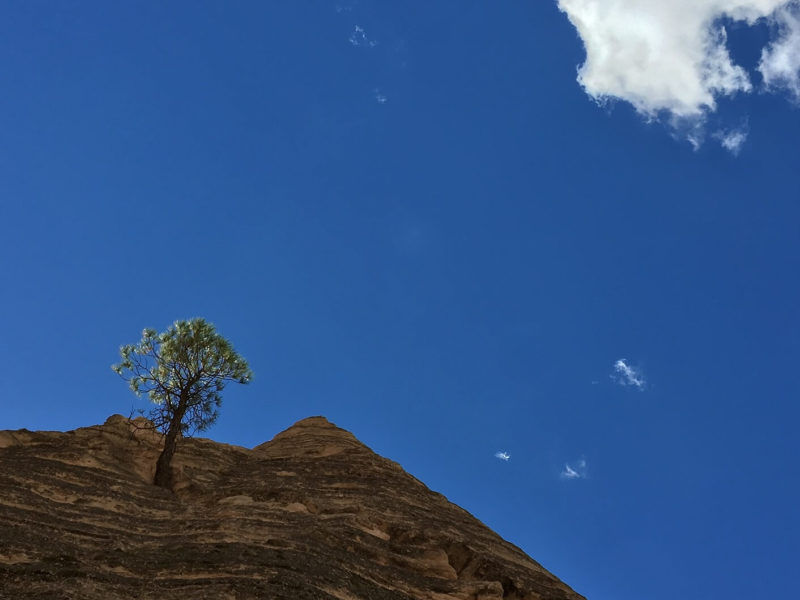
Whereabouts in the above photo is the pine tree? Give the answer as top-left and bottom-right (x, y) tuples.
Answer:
(112, 318), (252, 489)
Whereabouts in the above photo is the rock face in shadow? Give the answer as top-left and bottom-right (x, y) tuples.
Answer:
(0, 415), (586, 600)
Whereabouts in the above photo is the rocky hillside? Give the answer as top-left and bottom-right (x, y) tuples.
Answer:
(0, 415), (585, 600)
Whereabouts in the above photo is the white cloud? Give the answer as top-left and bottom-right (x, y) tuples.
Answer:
(714, 125), (749, 154)
(561, 459), (587, 480)
(494, 451), (511, 461)
(374, 88), (388, 104)
(557, 0), (800, 140)
(760, 5), (800, 98)
(612, 358), (646, 390)
(349, 25), (377, 47)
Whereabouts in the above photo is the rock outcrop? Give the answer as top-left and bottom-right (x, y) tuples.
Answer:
(0, 415), (585, 600)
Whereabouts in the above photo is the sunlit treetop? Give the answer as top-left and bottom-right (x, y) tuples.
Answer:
(112, 318), (252, 436)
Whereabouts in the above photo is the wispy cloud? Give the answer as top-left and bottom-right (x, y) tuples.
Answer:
(761, 5), (800, 99)
(612, 358), (646, 390)
(714, 125), (749, 155)
(349, 25), (377, 47)
(561, 459), (587, 480)
(557, 0), (800, 147)
(374, 88), (388, 104)
(494, 451), (511, 462)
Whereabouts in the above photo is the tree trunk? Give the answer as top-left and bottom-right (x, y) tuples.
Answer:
(153, 404), (186, 490)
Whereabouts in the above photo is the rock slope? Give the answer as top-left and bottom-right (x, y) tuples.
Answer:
(0, 415), (585, 600)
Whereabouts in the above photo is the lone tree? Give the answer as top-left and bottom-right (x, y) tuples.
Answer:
(112, 318), (252, 489)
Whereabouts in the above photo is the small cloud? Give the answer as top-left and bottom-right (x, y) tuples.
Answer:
(561, 459), (587, 480)
(714, 125), (749, 155)
(494, 451), (511, 461)
(349, 25), (378, 47)
(611, 358), (646, 390)
(374, 89), (388, 104)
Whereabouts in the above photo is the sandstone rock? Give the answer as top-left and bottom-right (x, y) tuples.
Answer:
(0, 415), (585, 600)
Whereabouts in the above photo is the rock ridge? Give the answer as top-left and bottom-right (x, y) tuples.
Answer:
(0, 415), (586, 600)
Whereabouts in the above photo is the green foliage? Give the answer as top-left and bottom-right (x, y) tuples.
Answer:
(112, 318), (252, 436)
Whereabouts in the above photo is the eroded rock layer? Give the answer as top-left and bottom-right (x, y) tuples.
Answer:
(0, 415), (585, 600)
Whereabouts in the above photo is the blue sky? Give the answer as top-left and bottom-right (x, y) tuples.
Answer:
(2, 2), (799, 598)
